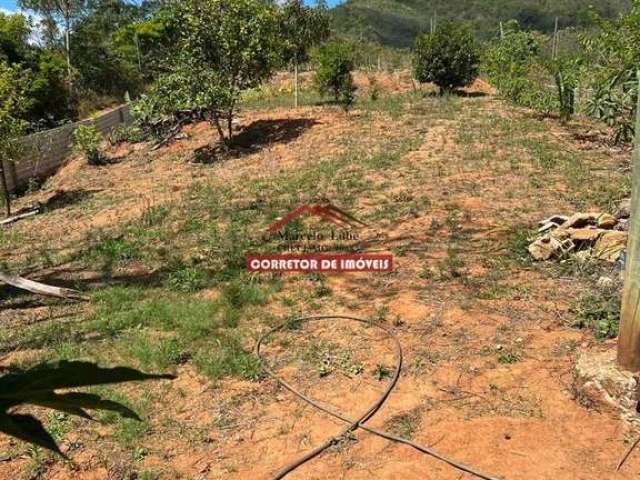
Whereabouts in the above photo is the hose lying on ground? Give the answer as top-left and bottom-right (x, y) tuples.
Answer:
(256, 315), (503, 480)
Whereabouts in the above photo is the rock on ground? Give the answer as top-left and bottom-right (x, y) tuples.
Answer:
(573, 349), (639, 428)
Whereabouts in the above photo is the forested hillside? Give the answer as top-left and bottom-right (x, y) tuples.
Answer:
(332, 0), (632, 46)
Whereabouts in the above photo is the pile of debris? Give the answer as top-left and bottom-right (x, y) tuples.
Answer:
(529, 200), (630, 263)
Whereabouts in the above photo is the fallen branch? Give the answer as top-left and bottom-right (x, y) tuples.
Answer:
(0, 204), (42, 227)
(617, 434), (640, 471)
(0, 271), (88, 300)
(150, 119), (188, 151)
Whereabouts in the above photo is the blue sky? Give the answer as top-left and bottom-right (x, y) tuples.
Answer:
(0, 0), (19, 13)
(0, 0), (343, 13)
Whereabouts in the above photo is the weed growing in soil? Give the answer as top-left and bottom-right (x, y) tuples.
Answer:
(384, 408), (422, 439)
(572, 290), (621, 339)
(373, 363), (392, 381)
(501, 225), (534, 267)
(497, 351), (522, 364)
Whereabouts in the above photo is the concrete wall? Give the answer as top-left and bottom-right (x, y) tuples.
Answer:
(2, 104), (133, 194)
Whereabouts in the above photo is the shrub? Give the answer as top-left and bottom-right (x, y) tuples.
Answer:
(73, 124), (104, 165)
(550, 57), (581, 124)
(279, 0), (330, 107)
(0, 61), (29, 215)
(483, 28), (540, 102)
(313, 40), (357, 110)
(150, 0), (281, 146)
(482, 26), (557, 114)
(580, 4), (640, 143)
(108, 124), (144, 146)
(413, 21), (480, 92)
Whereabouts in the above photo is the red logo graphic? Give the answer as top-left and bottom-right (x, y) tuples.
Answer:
(266, 203), (368, 232)
(249, 202), (392, 274)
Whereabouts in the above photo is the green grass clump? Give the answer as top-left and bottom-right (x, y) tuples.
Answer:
(497, 351), (521, 364)
(194, 335), (262, 381)
(166, 263), (208, 293)
(84, 236), (139, 271)
(573, 291), (621, 339)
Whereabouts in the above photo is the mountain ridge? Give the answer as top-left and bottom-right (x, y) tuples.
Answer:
(331, 0), (633, 47)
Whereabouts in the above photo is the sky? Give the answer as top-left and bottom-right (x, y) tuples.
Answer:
(0, 0), (343, 13)
(0, 0), (18, 13)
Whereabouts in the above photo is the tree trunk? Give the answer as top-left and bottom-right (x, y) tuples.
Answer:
(618, 74), (640, 372)
(64, 14), (72, 94)
(294, 61), (299, 109)
(134, 33), (142, 73)
(211, 113), (227, 146)
(552, 17), (559, 60)
(0, 161), (11, 217)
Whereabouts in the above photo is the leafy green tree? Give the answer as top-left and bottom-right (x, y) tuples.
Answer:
(0, 12), (74, 126)
(581, 1), (640, 143)
(483, 26), (547, 105)
(0, 61), (29, 215)
(413, 21), (480, 92)
(155, 0), (281, 146)
(18, 0), (90, 92)
(28, 50), (74, 126)
(112, 15), (172, 83)
(313, 40), (357, 110)
(279, 0), (330, 107)
(69, 0), (158, 99)
(0, 12), (32, 64)
(0, 361), (173, 456)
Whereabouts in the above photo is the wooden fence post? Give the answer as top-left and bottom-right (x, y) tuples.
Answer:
(0, 160), (11, 216)
(618, 74), (640, 372)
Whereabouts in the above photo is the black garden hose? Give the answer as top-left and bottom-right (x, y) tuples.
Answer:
(256, 315), (503, 480)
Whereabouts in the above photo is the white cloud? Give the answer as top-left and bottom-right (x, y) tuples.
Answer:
(0, 7), (47, 46)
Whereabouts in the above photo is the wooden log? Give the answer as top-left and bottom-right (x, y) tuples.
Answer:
(0, 271), (87, 300)
(0, 209), (39, 226)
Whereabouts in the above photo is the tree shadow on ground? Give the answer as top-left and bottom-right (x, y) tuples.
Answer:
(42, 189), (100, 212)
(419, 88), (488, 98)
(453, 89), (488, 98)
(194, 118), (319, 164)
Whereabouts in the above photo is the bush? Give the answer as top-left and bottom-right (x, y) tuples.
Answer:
(580, 4), (640, 143)
(108, 124), (144, 146)
(73, 124), (104, 165)
(550, 57), (581, 124)
(482, 27), (557, 114)
(413, 21), (480, 92)
(483, 28), (540, 102)
(313, 40), (357, 110)
(151, 0), (281, 146)
(0, 61), (29, 215)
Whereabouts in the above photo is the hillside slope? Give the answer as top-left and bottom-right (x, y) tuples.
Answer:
(332, 0), (632, 47)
